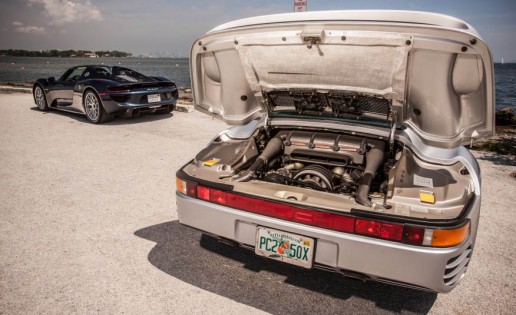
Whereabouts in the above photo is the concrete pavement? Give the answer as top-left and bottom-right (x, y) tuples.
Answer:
(0, 93), (514, 314)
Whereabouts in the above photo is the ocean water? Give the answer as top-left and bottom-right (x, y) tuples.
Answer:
(0, 56), (514, 110)
(495, 63), (516, 110)
(0, 56), (191, 88)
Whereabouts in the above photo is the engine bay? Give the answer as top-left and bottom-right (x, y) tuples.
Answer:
(230, 130), (389, 207)
(188, 126), (474, 220)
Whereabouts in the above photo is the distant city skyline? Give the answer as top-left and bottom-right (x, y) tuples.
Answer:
(0, 0), (514, 62)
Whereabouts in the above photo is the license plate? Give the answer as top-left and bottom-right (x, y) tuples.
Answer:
(255, 227), (314, 268)
(148, 94), (161, 103)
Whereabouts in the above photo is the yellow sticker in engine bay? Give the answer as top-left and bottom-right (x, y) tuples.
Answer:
(203, 158), (220, 167)
(419, 191), (436, 204)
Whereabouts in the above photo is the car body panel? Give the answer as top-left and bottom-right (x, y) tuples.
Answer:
(190, 10), (494, 147)
(33, 65), (178, 119)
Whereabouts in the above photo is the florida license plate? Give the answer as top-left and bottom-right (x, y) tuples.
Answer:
(148, 94), (161, 103)
(255, 227), (314, 268)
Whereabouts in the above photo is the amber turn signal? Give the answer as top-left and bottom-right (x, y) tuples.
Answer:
(431, 222), (470, 247)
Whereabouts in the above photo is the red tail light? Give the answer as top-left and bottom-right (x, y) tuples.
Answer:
(196, 186), (210, 201)
(403, 226), (426, 245)
(210, 189), (228, 205)
(355, 219), (403, 241)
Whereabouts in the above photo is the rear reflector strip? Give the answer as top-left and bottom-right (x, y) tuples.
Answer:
(197, 185), (366, 235)
(176, 178), (469, 247)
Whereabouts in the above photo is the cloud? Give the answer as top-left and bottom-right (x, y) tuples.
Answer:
(27, 0), (104, 25)
(16, 25), (46, 33)
(13, 21), (45, 34)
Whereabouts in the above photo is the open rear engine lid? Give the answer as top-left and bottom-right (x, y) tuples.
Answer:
(190, 10), (495, 147)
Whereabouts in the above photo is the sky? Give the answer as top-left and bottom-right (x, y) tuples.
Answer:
(0, 0), (515, 61)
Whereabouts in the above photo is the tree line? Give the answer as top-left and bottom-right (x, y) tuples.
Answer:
(0, 49), (132, 57)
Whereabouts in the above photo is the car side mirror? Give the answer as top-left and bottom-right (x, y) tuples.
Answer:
(72, 75), (82, 82)
(48, 77), (55, 83)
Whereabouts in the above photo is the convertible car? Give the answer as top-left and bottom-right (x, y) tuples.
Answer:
(176, 11), (494, 293)
(33, 65), (178, 123)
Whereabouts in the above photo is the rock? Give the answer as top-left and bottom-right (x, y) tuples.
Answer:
(496, 107), (515, 126)
(175, 103), (194, 113)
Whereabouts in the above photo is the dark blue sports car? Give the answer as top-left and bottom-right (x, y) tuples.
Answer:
(33, 65), (178, 123)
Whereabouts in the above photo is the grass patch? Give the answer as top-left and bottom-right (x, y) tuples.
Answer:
(471, 127), (515, 155)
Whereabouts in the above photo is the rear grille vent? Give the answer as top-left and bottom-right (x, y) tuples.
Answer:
(266, 91), (390, 118)
(444, 245), (472, 286)
(355, 96), (390, 115)
(110, 95), (128, 103)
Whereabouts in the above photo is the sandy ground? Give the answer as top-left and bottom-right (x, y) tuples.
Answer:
(0, 93), (514, 314)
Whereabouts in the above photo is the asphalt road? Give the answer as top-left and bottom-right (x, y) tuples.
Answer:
(1, 93), (514, 314)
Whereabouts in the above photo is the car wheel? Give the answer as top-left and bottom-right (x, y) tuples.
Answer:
(34, 85), (49, 111)
(83, 90), (111, 124)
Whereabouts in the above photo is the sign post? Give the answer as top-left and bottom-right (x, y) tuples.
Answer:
(294, 0), (307, 12)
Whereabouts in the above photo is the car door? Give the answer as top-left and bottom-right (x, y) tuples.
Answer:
(49, 66), (86, 103)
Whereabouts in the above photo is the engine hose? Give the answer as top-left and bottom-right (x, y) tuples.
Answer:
(233, 137), (283, 182)
(355, 142), (385, 207)
(356, 173), (374, 206)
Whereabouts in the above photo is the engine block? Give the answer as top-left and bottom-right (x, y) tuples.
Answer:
(278, 131), (384, 167)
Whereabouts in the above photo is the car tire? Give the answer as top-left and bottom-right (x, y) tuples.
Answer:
(83, 90), (112, 124)
(33, 85), (49, 111)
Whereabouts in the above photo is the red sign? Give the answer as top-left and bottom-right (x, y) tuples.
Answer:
(294, 0), (307, 12)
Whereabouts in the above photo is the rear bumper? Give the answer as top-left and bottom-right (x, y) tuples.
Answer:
(177, 192), (477, 293)
(102, 98), (176, 114)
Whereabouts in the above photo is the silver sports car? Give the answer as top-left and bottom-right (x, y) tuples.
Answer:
(33, 65), (178, 123)
(176, 10), (494, 293)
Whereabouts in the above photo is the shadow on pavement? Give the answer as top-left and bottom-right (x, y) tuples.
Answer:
(135, 221), (437, 314)
(30, 106), (173, 124)
(478, 153), (516, 167)
(106, 112), (173, 125)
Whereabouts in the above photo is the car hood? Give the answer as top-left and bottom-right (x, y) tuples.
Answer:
(190, 10), (495, 147)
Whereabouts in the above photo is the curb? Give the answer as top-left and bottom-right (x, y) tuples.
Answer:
(0, 86), (31, 93)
